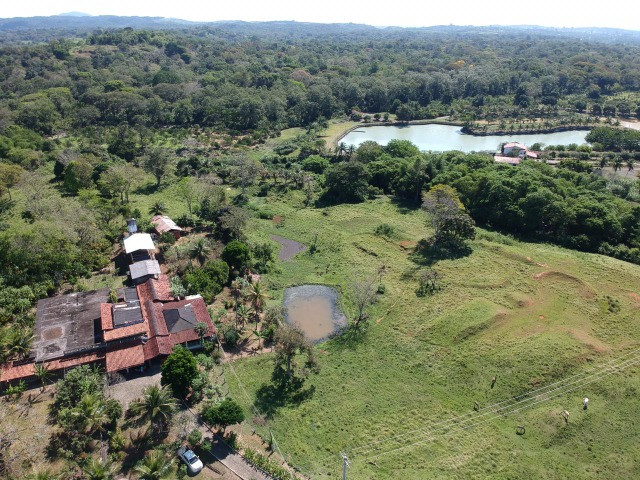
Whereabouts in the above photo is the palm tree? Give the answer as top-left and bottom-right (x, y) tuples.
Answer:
(613, 156), (624, 172)
(189, 238), (210, 266)
(5, 329), (33, 361)
(83, 457), (117, 480)
(70, 393), (110, 451)
(599, 157), (608, 169)
(337, 142), (347, 157)
(236, 304), (249, 329)
(148, 201), (167, 216)
(34, 363), (51, 392)
(347, 144), (356, 159)
(253, 328), (269, 351)
(230, 278), (244, 329)
(134, 450), (174, 480)
(128, 385), (176, 437)
(625, 159), (634, 176)
(247, 281), (267, 324)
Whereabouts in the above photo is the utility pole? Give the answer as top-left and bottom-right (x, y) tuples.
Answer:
(341, 452), (350, 480)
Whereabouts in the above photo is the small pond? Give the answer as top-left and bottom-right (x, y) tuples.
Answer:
(283, 285), (347, 343)
(340, 124), (589, 152)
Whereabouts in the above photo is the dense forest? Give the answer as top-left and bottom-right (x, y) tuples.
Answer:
(1, 23), (640, 138)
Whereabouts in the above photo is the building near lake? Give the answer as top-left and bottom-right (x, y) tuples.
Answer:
(494, 142), (539, 165)
(0, 274), (215, 384)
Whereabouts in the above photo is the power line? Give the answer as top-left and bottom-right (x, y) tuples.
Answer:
(357, 352), (640, 458)
(348, 346), (640, 456)
(356, 353), (640, 461)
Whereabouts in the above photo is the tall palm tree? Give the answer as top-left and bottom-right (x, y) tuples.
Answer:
(337, 142), (347, 157)
(34, 363), (51, 392)
(230, 278), (244, 329)
(625, 159), (634, 176)
(134, 450), (174, 480)
(347, 144), (356, 159)
(236, 304), (249, 329)
(128, 385), (176, 437)
(613, 156), (624, 172)
(83, 457), (117, 480)
(599, 157), (608, 169)
(189, 238), (210, 266)
(247, 281), (267, 324)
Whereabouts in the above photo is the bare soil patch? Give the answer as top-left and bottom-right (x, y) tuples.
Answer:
(270, 234), (307, 261)
(533, 271), (595, 298)
(628, 292), (640, 308)
(283, 285), (347, 343)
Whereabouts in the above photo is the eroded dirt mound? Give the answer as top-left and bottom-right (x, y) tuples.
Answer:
(533, 271), (595, 297)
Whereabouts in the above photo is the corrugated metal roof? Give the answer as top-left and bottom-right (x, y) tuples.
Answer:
(123, 233), (155, 254)
(151, 215), (183, 234)
(129, 259), (161, 280)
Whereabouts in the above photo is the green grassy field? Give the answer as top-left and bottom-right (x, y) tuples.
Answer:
(227, 192), (640, 479)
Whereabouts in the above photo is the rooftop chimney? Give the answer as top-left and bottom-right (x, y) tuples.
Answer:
(127, 218), (138, 234)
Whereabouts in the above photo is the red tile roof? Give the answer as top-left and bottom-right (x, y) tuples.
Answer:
(2, 275), (215, 383)
(101, 303), (114, 331)
(106, 343), (145, 372)
(1, 352), (105, 383)
(103, 321), (147, 341)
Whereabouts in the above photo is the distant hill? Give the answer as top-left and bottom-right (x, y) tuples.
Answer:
(0, 14), (198, 31)
(0, 15), (638, 45)
(57, 12), (92, 17)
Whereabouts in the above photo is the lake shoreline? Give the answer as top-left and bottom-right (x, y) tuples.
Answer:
(336, 120), (593, 145)
(339, 123), (590, 152)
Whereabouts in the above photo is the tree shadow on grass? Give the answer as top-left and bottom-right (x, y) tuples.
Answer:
(254, 367), (316, 418)
(328, 323), (368, 350)
(409, 239), (473, 267)
(389, 196), (421, 215)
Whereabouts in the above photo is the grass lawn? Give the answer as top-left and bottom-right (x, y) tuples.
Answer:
(226, 192), (640, 479)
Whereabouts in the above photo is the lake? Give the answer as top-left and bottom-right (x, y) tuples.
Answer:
(339, 124), (589, 153)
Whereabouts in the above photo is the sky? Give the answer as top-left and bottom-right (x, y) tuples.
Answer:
(2, 0), (639, 31)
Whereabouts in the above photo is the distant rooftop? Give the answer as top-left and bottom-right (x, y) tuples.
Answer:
(34, 289), (109, 362)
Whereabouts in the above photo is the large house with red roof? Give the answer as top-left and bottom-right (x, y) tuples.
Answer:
(0, 274), (215, 384)
(494, 142), (539, 165)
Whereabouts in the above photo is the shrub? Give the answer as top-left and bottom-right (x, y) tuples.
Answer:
(188, 428), (203, 447)
(221, 240), (250, 273)
(201, 398), (245, 432)
(221, 324), (240, 348)
(183, 260), (229, 303)
(374, 223), (395, 238)
(161, 345), (199, 399)
(416, 269), (441, 297)
(301, 155), (329, 174)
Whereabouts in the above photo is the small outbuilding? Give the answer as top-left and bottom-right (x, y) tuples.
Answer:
(151, 215), (183, 239)
(129, 259), (162, 284)
(123, 233), (156, 263)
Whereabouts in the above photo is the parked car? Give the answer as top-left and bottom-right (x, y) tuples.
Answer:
(177, 445), (204, 474)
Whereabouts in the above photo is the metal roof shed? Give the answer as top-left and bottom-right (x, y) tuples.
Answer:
(129, 259), (162, 281)
(123, 233), (155, 254)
